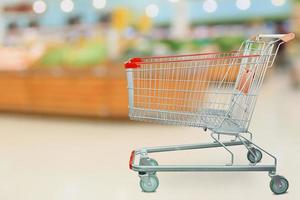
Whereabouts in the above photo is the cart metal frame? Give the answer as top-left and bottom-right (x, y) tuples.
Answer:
(125, 33), (294, 194)
(130, 132), (276, 173)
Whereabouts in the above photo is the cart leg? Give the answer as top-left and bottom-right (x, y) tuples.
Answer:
(211, 132), (234, 165)
(246, 131), (253, 141)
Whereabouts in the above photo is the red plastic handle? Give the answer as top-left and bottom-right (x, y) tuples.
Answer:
(124, 58), (142, 69)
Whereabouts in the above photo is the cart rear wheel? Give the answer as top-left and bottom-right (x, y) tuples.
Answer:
(270, 176), (289, 195)
(140, 175), (159, 193)
(247, 148), (262, 163)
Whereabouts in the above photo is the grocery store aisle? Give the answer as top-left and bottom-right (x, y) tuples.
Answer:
(0, 73), (299, 200)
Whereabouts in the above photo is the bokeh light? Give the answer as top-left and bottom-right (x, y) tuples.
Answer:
(33, 0), (47, 14)
(60, 0), (74, 13)
(271, 0), (286, 7)
(145, 4), (159, 18)
(93, 0), (106, 10)
(236, 0), (251, 10)
(203, 0), (218, 13)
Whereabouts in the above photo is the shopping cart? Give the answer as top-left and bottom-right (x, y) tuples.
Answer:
(124, 33), (294, 194)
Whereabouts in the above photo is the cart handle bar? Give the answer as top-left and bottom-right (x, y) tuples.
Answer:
(255, 33), (295, 43)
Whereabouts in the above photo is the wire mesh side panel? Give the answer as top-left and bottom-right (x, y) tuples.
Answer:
(127, 53), (259, 130)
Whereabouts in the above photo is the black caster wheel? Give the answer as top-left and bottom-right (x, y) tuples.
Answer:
(247, 147), (262, 163)
(140, 175), (159, 193)
(270, 175), (289, 195)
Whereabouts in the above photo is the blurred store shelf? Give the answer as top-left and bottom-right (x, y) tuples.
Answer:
(0, 67), (128, 118)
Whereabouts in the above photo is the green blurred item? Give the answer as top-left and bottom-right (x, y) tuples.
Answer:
(38, 40), (107, 68)
(39, 46), (69, 67)
(214, 37), (244, 52)
(64, 41), (107, 68)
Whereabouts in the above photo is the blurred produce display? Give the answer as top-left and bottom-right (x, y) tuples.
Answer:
(37, 39), (107, 68)
(25, 30), (246, 69)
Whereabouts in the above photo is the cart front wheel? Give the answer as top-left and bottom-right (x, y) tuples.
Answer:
(140, 158), (158, 175)
(140, 175), (159, 193)
(270, 176), (289, 195)
(247, 148), (262, 163)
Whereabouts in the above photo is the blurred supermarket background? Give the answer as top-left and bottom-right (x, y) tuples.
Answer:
(0, 0), (300, 200)
(0, 0), (299, 117)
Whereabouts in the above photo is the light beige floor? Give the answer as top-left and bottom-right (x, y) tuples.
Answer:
(0, 73), (299, 200)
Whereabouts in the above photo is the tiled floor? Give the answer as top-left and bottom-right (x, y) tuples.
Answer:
(0, 73), (299, 200)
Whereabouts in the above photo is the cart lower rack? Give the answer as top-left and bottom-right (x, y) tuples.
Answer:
(125, 33), (294, 194)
